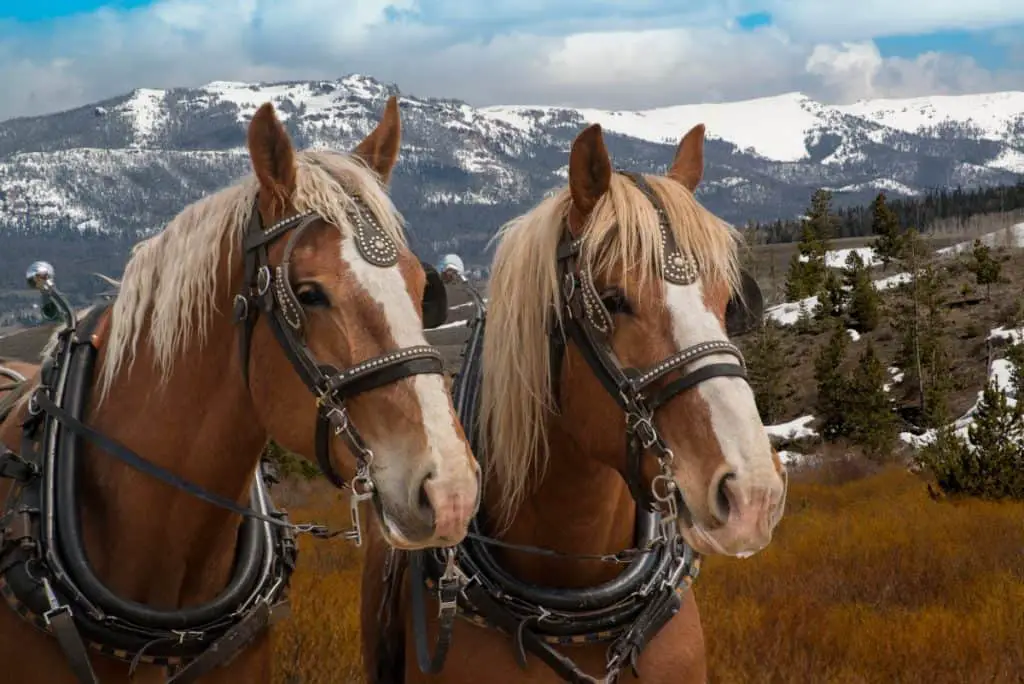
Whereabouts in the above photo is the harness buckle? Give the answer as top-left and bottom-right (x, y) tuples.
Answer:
(343, 465), (376, 548)
(650, 474), (679, 542)
(41, 577), (71, 627)
(256, 266), (272, 296)
(232, 294), (250, 322)
(562, 272), (576, 305)
(627, 413), (658, 449)
(320, 404), (349, 434)
(436, 548), (464, 617)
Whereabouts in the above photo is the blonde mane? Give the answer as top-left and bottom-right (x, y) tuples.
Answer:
(81, 149), (406, 399)
(479, 172), (742, 527)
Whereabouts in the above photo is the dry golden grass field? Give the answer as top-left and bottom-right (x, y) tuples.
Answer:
(269, 466), (1024, 684)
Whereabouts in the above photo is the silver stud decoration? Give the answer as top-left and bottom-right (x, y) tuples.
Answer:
(336, 346), (442, 384)
(659, 218), (699, 286)
(634, 340), (745, 388)
(265, 210), (316, 237)
(274, 265), (305, 331)
(580, 264), (613, 334)
(349, 195), (398, 268)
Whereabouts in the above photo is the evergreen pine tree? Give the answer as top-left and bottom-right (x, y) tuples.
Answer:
(794, 300), (817, 335)
(891, 230), (951, 424)
(1005, 340), (1024, 401)
(746, 322), (788, 424)
(816, 269), (845, 319)
(845, 251), (881, 331)
(814, 319), (851, 440)
(963, 381), (1024, 499)
(966, 239), (1001, 300)
(915, 425), (975, 497)
(869, 191), (903, 270)
(917, 380), (1024, 500)
(784, 189), (837, 299)
(847, 341), (898, 459)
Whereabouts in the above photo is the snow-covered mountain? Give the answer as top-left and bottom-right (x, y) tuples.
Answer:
(1, 74), (1023, 264)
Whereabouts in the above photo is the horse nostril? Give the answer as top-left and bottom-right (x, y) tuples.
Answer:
(713, 471), (736, 524)
(417, 468), (436, 515)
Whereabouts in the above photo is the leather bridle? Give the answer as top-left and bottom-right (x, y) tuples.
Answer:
(550, 170), (749, 534)
(402, 170), (762, 684)
(232, 194), (448, 544)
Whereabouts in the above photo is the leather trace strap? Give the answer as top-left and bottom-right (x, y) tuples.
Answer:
(30, 390), (333, 539)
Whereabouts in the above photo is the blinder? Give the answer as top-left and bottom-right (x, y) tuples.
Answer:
(725, 269), (764, 336)
(421, 261), (449, 329)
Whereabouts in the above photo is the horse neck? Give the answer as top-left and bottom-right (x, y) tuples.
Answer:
(485, 418), (637, 588)
(78, 286), (267, 609)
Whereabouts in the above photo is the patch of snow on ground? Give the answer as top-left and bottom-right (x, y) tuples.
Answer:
(799, 246), (881, 268)
(765, 297), (818, 325)
(767, 269), (911, 327)
(873, 271), (912, 290)
(765, 415), (818, 442)
(936, 222), (1024, 256)
(776, 450), (805, 466)
(989, 326), (1024, 344)
(883, 366), (904, 393)
(900, 349), (1017, 448)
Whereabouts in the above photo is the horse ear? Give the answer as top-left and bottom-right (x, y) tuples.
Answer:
(668, 123), (704, 192)
(247, 102), (297, 213)
(354, 95), (401, 184)
(725, 269), (764, 336)
(568, 123), (612, 217)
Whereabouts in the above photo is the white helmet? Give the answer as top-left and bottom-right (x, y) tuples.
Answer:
(438, 253), (464, 276)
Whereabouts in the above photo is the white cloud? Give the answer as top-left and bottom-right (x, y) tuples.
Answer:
(760, 0), (1024, 43)
(0, 0), (1021, 121)
(806, 42), (1022, 103)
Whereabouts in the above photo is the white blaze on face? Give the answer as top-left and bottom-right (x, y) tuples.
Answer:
(663, 281), (775, 481)
(339, 235), (468, 480)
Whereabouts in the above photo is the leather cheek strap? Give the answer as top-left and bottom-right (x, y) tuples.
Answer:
(272, 217), (319, 335)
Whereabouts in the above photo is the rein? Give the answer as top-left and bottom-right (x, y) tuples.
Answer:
(400, 170), (750, 684)
(0, 192), (448, 683)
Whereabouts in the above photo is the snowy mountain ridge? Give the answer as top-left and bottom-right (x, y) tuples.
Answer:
(0, 74), (1022, 262)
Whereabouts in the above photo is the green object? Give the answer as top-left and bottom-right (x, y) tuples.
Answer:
(39, 296), (61, 321)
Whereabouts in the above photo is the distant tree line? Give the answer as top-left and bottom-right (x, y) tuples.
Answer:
(747, 180), (1024, 244)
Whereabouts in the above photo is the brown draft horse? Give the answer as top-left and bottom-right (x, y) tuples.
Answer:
(362, 122), (788, 683)
(0, 98), (479, 683)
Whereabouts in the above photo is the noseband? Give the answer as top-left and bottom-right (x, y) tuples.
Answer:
(233, 194), (446, 544)
(551, 170), (749, 532)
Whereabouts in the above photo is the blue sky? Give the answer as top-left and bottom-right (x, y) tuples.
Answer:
(0, 0), (1021, 121)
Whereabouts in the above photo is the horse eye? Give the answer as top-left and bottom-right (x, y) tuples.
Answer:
(295, 283), (330, 307)
(600, 289), (633, 315)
